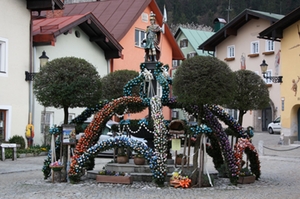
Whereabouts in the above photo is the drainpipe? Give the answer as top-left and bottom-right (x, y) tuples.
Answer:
(29, 12), (33, 125)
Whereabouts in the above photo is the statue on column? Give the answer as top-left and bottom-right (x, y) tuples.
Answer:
(142, 11), (165, 62)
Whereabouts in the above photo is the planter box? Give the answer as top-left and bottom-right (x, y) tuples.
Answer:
(237, 175), (256, 184)
(96, 175), (133, 184)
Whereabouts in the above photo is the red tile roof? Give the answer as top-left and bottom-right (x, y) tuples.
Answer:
(63, 0), (184, 60)
(33, 13), (123, 59)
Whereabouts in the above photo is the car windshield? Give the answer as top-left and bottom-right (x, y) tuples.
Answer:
(274, 117), (280, 123)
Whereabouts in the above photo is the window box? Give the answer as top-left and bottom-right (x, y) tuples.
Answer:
(224, 57), (235, 61)
(237, 175), (256, 184)
(247, 53), (259, 58)
(262, 51), (274, 55)
(96, 175), (133, 184)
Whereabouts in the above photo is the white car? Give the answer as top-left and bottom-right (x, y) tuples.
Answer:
(77, 119), (147, 157)
(268, 116), (281, 134)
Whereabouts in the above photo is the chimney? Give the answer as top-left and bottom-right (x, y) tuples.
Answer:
(213, 18), (226, 32)
(46, 10), (64, 18)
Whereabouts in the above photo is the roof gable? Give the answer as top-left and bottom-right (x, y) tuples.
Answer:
(63, 0), (184, 60)
(63, 0), (150, 41)
(33, 13), (123, 59)
(175, 27), (214, 55)
(198, 9), (284, 51)
(258, 6), (300, 41)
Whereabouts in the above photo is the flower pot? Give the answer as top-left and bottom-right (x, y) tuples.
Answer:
(134, 157), (145, 165)
(175, 157), (187, 165)
(237, 175), (256, 184)
(117, 156), (128, 164)
(50, 166), (64, 171)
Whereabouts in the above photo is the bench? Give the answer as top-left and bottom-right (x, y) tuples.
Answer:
(0, 143), (19, 161)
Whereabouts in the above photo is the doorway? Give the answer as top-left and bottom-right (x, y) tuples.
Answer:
(297, 109), (300, 141)
(0, 110), (6, 142)
(262, 107), (272, 131)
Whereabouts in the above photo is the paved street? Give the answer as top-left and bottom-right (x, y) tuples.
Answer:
(0, 131), (300, 199)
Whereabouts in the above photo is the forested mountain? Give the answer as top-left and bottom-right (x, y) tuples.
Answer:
(156, 0), (300, 28)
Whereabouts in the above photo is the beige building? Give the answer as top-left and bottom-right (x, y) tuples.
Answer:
(199, 9), (284, 132)
(0, 0), (63, 146)
(259, 6), (300, 144)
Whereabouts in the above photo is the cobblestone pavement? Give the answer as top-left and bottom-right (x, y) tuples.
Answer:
(1, 132), (300, 199)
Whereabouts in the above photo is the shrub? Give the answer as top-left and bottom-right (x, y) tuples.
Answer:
(9, 135), (26, 149)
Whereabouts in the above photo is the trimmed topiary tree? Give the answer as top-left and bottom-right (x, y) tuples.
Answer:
(173, 55), (236, 186)
(226, 69), (270, 126)
(33, 57), (102, 125)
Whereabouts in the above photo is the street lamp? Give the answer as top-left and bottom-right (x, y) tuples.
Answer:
(25, 51), (49, 81)
(39, 51), (49, 68)
(260, 60), (283, 83)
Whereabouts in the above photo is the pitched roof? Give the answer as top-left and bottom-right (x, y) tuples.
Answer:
(63, 0), (185, 60)
(175, 27), (214, 55)
(198, 9), (284, 51)
(33, 13), (123, 59)
(258, 6), (300, 41)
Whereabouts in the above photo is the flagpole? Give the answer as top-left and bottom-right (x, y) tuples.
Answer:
(161, 5), (167, 58)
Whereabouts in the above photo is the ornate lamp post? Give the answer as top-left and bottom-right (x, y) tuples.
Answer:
(260, 60), (283, 83)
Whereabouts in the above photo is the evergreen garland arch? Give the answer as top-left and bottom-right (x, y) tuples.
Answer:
(234, 138), (261, 179)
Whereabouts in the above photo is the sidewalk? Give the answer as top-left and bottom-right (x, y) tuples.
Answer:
(0, 155), (110, 174)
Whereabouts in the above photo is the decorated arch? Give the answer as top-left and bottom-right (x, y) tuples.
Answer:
(234, 138), (261, 179)
(42, 60), (261, 186)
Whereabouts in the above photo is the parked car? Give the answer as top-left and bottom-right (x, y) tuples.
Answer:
(77, 119), (147, 157)
(268, 116), (281, 134)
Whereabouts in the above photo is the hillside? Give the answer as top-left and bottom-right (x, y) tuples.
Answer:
(156, 0), (300, 28)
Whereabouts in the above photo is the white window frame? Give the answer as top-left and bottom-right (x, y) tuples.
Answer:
(227, 45), (235, 58)
(263, 70), (272, 84)
(251, 41), (259, 54)
(265, 40), (274, 52)
(0, 37), (8, 76)
(135, 29), (146, 48)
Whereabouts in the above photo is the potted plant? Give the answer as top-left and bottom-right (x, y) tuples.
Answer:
(116, 148), (128, 164)
(175, 154), (187, 165)
(238, 167), (256, 184)
(134, 153), (145, 165)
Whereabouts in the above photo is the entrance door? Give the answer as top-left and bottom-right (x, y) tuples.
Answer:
(298, 109), (300, 141)
(0, 110), (6, 142)
(262, 107), (272, 131)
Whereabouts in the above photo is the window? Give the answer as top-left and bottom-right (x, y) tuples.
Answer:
(263, 70), (272, 84)
(172, 60), (180, 67)
(68, 113), (75, 123)
(135, 29), (146, 47)
(265, 40), (274, 52)
(172, 111), (179, 119)
(180, 39), (188, 48)
(226, 109), (238, 120)
(187, 52), (197, 58)
(0, 37), (8, 74)
(227, 45), (235, 58)
(251, 41), (259, 54)
(41, 111), (54, 134)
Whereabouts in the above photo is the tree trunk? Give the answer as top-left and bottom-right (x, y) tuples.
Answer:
(63, 106), (69, 125)
(238, 109), (245, 126)
(62, 106), (69, 181)
(191, 135), (200, 185)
